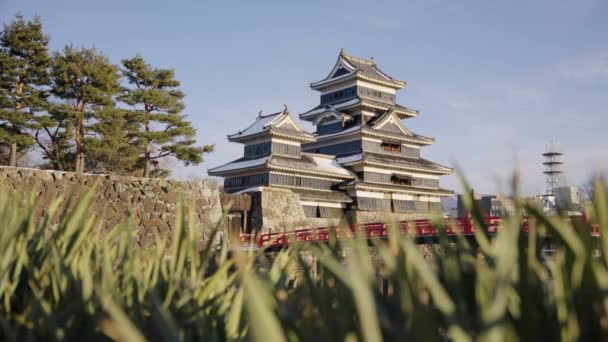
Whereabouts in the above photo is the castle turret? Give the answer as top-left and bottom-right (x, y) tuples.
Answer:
(208, 107), (355, 220)
(299, 51), (453, 222)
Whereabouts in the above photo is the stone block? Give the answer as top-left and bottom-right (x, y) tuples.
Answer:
(0, 166), (223, 247)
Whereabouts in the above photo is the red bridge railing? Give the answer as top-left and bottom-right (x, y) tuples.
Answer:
(238, 216), (599, 248)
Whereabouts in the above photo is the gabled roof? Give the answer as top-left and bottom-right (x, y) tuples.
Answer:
(310, 50), (406, 90)
(299, 98), (417, 121)
(312, 109), (352, 125)
(368, 108), (414, 135)
(337, 152), (453, 175)
(364, 108), (434, 144)
(304, 107), (433, 146)
(228, 106), (315, 143)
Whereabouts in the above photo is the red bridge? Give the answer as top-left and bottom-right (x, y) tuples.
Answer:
(239, 216), (600, 248)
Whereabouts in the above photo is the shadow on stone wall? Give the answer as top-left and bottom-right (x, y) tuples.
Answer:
(0, 167), (223, 248)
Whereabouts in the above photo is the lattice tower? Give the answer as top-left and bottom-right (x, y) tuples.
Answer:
(542, 142), (563, 195)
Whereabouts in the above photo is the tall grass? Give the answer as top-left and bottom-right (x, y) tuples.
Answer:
(0, 176), (607, 341)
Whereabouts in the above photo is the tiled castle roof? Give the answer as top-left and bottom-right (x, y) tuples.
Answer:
(337, 152), (452, 175)
(310, 50), (406, 89)
(208, 153), (355, 179)
(228, 106), (315, 143)
(300, 98), (417, 121)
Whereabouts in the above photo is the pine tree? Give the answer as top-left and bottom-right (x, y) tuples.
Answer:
(48, 46), (120, 173)
(121, 56), (213, 178)
(86, 106), (140, 174)
(34, 104), (72, 170)
(0, 13), (50, 167)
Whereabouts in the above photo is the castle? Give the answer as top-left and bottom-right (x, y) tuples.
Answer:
(209, 51), (452, 231)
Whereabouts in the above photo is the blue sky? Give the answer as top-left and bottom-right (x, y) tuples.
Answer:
(2, 0), (607, 195)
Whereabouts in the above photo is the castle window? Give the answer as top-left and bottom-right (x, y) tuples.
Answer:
(391, 174), (413, 186)
(381, 142), (401, 153)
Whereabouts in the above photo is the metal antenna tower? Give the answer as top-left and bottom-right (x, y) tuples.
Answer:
(542, 142), (563, 196)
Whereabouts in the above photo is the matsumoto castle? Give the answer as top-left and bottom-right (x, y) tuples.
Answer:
(209, 51), (452, 228)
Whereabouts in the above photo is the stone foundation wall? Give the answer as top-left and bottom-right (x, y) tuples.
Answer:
(249, 187), (309, 233)
(0, 167), (223, 247)
(306, 217), (346, 229)
(351, 210), (429, 225)
(248, 187), (345, 232)
(246, 188), (437, 232)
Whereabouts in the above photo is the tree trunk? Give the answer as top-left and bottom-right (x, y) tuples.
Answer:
(75, 125), (83, 173)
(142, 113), (151, 178)
(75, 109), (86, 173)
(11, 85), (23, 167)
(143, 143), (151, 178)
(52, 142), (61, 170)
(9, 142), (17, 167)
(75, 129), (81, 173)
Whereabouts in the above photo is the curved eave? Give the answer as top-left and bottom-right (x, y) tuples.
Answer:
(310, 73), (357, 90)
(363, 102), (416, 117)
(361, 129), (434, 146)
(341, 159), (453, 175)
(341, 182), (453, 197)
(311, 110), (350, 125)
(207, 164), (267, 177)
(228, 130), (315, 144)
(285, 189), (354, 203)
(342, 100), (417, 119)
(297, 197), (352, 204)
(267, 164), (355, 180)
(297, 195), (352, 203)
(393, 108), (418, 119)
(310, 72), (405, 91)
(314, 125), (362, 142)
(356, 73), (406, 89)
(269, 130), (316, 143)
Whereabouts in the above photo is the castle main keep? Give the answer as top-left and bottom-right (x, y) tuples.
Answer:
(209, 51), (452, 232)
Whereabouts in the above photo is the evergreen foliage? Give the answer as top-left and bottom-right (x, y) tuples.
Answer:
(0, 13), (50, 166)
(45, 46), (121, 173)
(0, 13), (215, 176)
(86, 106), (140, 174)
(121, 56), (214, 177)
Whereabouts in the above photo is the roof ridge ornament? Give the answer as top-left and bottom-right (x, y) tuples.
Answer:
(283, 104), (288, 113)
(257, 110), (263, 118)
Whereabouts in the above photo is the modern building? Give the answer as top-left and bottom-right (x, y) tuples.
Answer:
(209, 51), (453, 230)
(455, 192), (515, 218)
(480, 196), (515, 217)
(456, 190), (480, 218)
(554, 186), (582, 211)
